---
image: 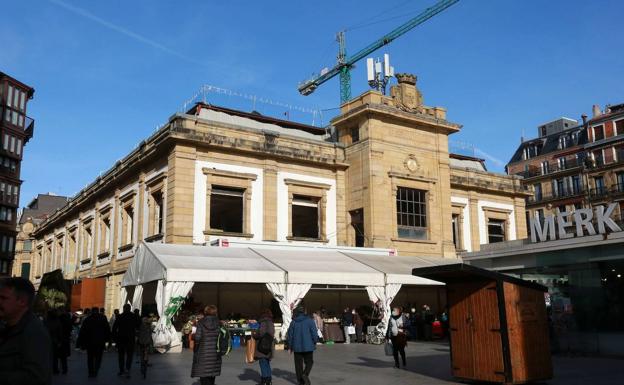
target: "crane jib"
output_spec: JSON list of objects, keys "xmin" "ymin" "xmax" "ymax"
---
[{"xmin": 297, "ymin": 0, "xmax": 460, "ymax": 101}]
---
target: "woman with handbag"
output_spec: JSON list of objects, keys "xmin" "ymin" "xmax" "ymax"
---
[
  {"xmin": 387, "ymin": 306, "xmax": 408, "ymax": 369},
  {"xmin": 253, "ymin": 309, "xmax": 275, "ymax": 385}
]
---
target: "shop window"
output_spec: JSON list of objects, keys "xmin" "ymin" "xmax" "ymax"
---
[
  {"xmin": 396, "ymin": 187, "xmax": 427, "ymax": 240},
  {"xmin": 291, "ymin": 195, "xmax": 320, "ymax": 239},
  {"xmin": 210, "ymin": 186, "xmax": 244, "ymax": 234},
  {"xmin": 487, "ymin": 219, "xmax": 506, "ymax": 243}
]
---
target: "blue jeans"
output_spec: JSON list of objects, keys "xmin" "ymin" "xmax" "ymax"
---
[{"xmin": 259, "ymin": 358, "xmax": 271, "ymax": 378}]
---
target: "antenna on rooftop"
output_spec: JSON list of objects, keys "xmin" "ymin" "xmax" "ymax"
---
[{"xmin": 366, "ymin": 53, "xmax": 394, "ymax": 95}]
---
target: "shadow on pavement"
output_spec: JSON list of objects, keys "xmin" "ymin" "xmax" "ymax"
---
[
  {"xmin": 271, "ymin": 368, "xmax": 299, "ymax": 384},
  {"xmin": 348, "ymin": 353, "xmax": 455, "ymax": 383}
]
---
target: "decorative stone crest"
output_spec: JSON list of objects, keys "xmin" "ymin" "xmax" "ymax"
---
[
  {"xmin": 404, "ymin": 154, "xmax": 420, "ymax": 172},
  {"xmin": 390, "ymin": 73, "xmax": 423, "ymax": 112}
]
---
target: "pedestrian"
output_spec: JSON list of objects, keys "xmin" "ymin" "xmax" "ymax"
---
[
  {"xmin": 58, "ymin": 308, "xmax": 72, "ymax": 374},
  {"xmin": 352, "ymin": 308, "xmax": 364, "ymax": 343},
  {"xmin": 137, "ymin": 316, "xmax": 153, "ymax": 379},
  {"xmin": 387, "ymin": 306, "xmax": 408, "ymax": 369},
  {"xmin": 287, "ymin": 305, "xmax": 318, "ymax": 385},
  {"xmin": 112, "ymin": 304, "xmax": 137, "ymax": 378},
  {"xmin": 191, "ymin": 305, "xmax": 223, "ymax": 385},
  {"xmin": 253, "ymin": 309, "xmax": 275, "ymax": 385},
  {"xmin": 341, "ymin": 307, "xmax": 353, "ymax": 344},
  {"xmin": 45, "ymin": 309, "xmax": 68, "ymax": 375},
  {"xmin": 77, "ymin": 307, "xmax": 111, "ymax": 378},
  {"xmin": 408, "ymin": 307, "xmax": 419, "ymax": 340},
  {"xmin": 421, "ymin": 304, "xmax": 433, "ymax": 341},
  {"xmin": 312, "ymin": 311, "xmax": 324, "ymax": 344},
  {"xmin": 0, "ymin": 277, "xmax": 52, "ymax": 385}
]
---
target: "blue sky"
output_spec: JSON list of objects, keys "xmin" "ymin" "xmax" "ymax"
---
[{"xmin": 1, "ymin": 0, "xmax": 623, "ymax": 207}]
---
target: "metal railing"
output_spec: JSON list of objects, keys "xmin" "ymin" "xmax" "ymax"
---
[
  {"xmin": 588, "ymin": 183, "xmax": 624, "ymax": 200},
  {"xmin": 527, "ymin": 186, "xmax": 585, "ymax": 204},
  {"xmin": 516, "ymin": 158, "xmax": 584, "ymax": 178},
  {"xmin": 0, "ymin": 105, "xmax": 34, "ymax": 135}
]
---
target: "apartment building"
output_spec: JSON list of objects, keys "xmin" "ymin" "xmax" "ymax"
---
[
  {"xmin": 0, "ymin": 72, "xmax": 35, "ymax": 276},
  {"xmin": 31, "ymin": 74, "xmax": 529, "ymax": 313},
  {"xmin": 507, "ymin": 103, "xmax": 624, "ymax": 228}
]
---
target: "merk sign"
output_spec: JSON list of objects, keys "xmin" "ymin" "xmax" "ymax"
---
[{"xmin": 530, "ymin": 203, "xmax": 621, "ymax": 243}]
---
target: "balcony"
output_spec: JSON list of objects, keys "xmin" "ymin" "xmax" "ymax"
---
[
  {"xmin": 516, "ymin": 158, "xmax": 584, "ymax": 179},
  {"xmin": 527, "ymin": 186, "xmax": 585, "ymax": 205},
  {"xmin": 588, "ymin": 182, "xmax": 624, "ymax": 201},
  {"xmin": 0, "ymin": 106, "xmax": 34, "ymax": 137}
]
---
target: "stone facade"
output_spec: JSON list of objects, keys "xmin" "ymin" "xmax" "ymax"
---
[{"xmin": 30, "ymin": 76, "xmax": 529, "ymax": 314}]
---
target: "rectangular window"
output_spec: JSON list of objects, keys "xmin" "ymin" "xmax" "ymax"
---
[
  {"xmin": 6, "ymin": 86, "xmax": 13, "ymax": 107},
  {"xmin": 556, "ymin": 178, "xmax": 565, "ymax": 197},
  {"xmin": 533, "ymin": 183, "xmax": 542, "ymax": 201},
  {"xmin": 210, "ymin": 186, "xmax": 244, "ymax": 234},
  {"xmin": 100, "ymin": 215, "xmax": 111, "ymax": 253},
  {"xmin": 557, "ymin": 157, "xmax": 567, "ymax": 170},
  {"xmin": 150, "ymin": 190, "xmax": 164, "ymax": 236},
  {"xmin": 571, "ymin": 175, "xmax": 581, "ymax": 194},
  {"xmin": 19, "ymin": 91, "xmax": 26, "ymax": 111},
  {"xmin": 487, "ymin": 219, "xmax": 506, "ymax": 243},
  {"xmin": 540, "ymin": 160, "xmax": 549, "ymax": 175},
  {"xmin": 3, "ymin": 134, "xmax": 8, "ymax": 151},
  {"xmin": 396, "ymin": 187, "xmax": 427, "ymax": 240},
  {"xmin": 351, "ymin": 127, "xmax": 360, "ymax": 143},
  {"xmin": 0, "ymin": 260, "xmax": 8, "ymax": 274},
  {"xmin": 21, "ymin": 263, "xmax": 30, "ymax": 279},
  {"xmin": 291, "ymin": 195, "xmax": 320, "ymax": 239},
  {"xmin": 16, "ymin": 139, "xmax": 22, "ymax": 156},
  {"xmin": 616, "ymin": 120, "xmax": 624, "ymax": 136},
  {"xmin": 617, "ymin": 173, "xmax": 624, "ymax": 193},
  {"xmin": 452, "ymin": 214, "xmax": 461, "ymax": 250},
  {"xmin": 593, "ymin": 125, "xmax": 605, "ymax": 141},
  {"xmin": 9, "ymin": 136, "xmax": 15, "ymax": 153},
  {"xmin": 122, "ymin": 206, "xmax": 134, "ymax": 245},
  {"xmin": 594, "ymin": 176, "xmax": 605, "ymax": 196}
]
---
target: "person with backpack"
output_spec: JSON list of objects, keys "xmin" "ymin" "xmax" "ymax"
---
[
  {"xmin": 253, "ymin": 309, "xmax": 275, "ymax": 385},
  {"xmin": 191, "ymin": 305, "xmax": 228, "ymax": 385},
  {"xmin": 287, "ymin": 306, "xmax": 319, "ymax": 385}
]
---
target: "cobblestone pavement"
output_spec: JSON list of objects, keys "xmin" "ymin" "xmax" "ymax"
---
[{"xmin": 52, "ymin": 341, "xmax": 624, "ymax": 385}]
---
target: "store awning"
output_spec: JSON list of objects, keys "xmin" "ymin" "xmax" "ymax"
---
[
  {"xmin": 121, "ymin": 242, "xmax": 455, "ymax": 287},
  {"xmin": 342, "ymin": 252, "xmax": 458, "ymax": 285}
]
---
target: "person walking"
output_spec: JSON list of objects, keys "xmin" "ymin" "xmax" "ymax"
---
[
  {"xmin": 253, "ymin": 309, "xmax": 275, "ymax": 385},
  {"xmin": 45, "ymin": 309, "xmax": 69, "ymax": 375},
  {"xmin": 112, "ymin": 304, "xmax": 138, "ymax": 377},
  {"xmin": 352, "ymin": 309, "xmax": 364, "ymax": 343},
  {"xmin": 191, "ymin": 305, "xmax": 223, "ymax": 385},
  {"xmin": 77, "ymin": 307, "xmax": 111, "ymax": 378},
  {"xmin": 137, "ymin": 316, "xmax": 153, "ymax": 379},
  {"xmin": 287, "ymin": 306, "xmax": 318, "ymax": 385},
  {"xmin": 341, "ymin": 307, "xmax": 353, "ymax": 344},
  {"xmin": 312, "ymin": 311, "xmax": 324, "ymax": 344},
  {"xmin": 387, "ymin": 306, "xmax": 408, "ymax": 369},
  {"xmin": 0, "ymin": 277, "xmax": 52, "ymax": 385},
  {"xmin": 58, "ymin": 308, "xmax": 72, "ymax": 374}
]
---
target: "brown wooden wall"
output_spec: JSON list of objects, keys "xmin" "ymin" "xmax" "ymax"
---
[{"xmin": 503, "ymin": 282, "xmax": 553, "ymax": 383}]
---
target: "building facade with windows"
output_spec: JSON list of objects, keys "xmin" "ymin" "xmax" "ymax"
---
[
  {"xmin": 507, "ymin": 103, "xmax": 624, "ymax": 232},
  {"xmin": 31, "ymin": 74, "xmax": 529, "ymax": 313},
  {"xmin": 0, "ymin": 72, "xmax": 35, "ymax": 276}
]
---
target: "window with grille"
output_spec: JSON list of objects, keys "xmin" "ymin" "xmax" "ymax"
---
[
  {"xmin": 396, "ymin": 187, "xmax": 427, "ymax": 240},
  {"xmin": 487, "ymin": 219, "xmax": 506, "ymax": 243}
]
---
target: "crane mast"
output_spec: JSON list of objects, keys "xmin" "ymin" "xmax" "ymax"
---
[{"xmin": 298, "ymin": 0, "xmax": 459, "ymax": 104}]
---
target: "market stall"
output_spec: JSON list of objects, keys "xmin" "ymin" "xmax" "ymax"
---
[{"xmin": 121, "ymin": 241, "xmax": 455, "ymax": 351}]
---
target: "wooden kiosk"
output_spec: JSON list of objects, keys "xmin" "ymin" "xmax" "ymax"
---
[{"xmin": 412, "ymin": 263, "xmax": 552, "ymax": 384}]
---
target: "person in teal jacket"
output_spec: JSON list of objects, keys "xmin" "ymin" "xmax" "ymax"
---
[{"xmin": 287, "ymin": 306, "xmax": 318, "ymax": 385}]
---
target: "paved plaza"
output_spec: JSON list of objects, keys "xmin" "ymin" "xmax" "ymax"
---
[{"xmin": 51, "ymin": 341, "xmax": 624, "ymax": 385}]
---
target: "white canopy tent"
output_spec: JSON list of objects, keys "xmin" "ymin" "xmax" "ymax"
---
[{"xmin": 122, "ymin": 242, "xmax": 457, "ymax": 348}]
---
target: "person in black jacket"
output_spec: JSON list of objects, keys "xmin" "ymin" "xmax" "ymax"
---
[
  {"xmin": 112, "ymin": 304, "xmax": 138, "ymax": 378},
  {"xmin": 341, "ymin": 307, "xmax": 353, "ymax": 344},
  {"xmin": 77, "ymin": 307, "xmax": 111, "ymax": 378},
  {"xmin": 191, "ymin": 305, "xmax": 223, "ymax": 385},
  {"xmin": 0, "ymin": 277, "xmax": 52, "ymax": 385}
]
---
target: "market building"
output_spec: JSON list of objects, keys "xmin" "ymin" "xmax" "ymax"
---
[
  {"xmin": 0, "ymin": 72, "xmax": 35, "ymax": 276},
  {"xmin": 30, "ymin": 74, "xmax": 530, "ymax": 323}
]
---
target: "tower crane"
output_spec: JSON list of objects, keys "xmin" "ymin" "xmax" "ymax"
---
[{"xmin": 297, "ymin": 0, "xmax": 459, "ymax": 104}]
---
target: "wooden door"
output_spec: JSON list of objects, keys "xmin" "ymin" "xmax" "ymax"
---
[
  {"xmin": 448, "ymin": 282, "xmax": 478, "ymax": 379},
  {"xmin": 448, "ymin": 281, "xmax": 506, "ymax": 383},
  {"xmin": 470, "ymin": 281, "xmax": 506, "ymax": 383}
]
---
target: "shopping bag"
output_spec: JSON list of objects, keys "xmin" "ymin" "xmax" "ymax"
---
[
  {"xmin": 317, "ymin": 328, "xmax": 323, "ymax": 339},
  {"xmin": 384, "ymin": 340, "xmax": 393, "ymax": 356},
  {"xmin": 347, "ymin": 325, "xmax": 356, "ymax": 335},
  {"xmin": 245, "ymin": 337, "xmax": 256, "ymax": 364}
]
